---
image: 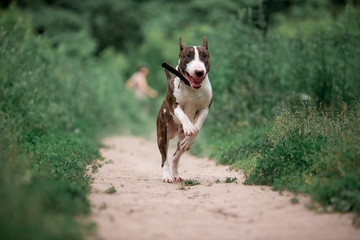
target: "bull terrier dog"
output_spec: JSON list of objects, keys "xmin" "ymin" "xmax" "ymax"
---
[{"xmin": 156, "ymin": 37, "xmax": 213, "ymax": 183}]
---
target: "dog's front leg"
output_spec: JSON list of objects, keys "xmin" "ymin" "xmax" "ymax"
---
[
  {"xmin": 174, "ymin": 105, "xmax": 197, "ymax": 136},
  {"xmin": 180, "ymin": 108, "xmax": 209, "ymax": 151},
  {"xmin": 193, "ymin": 108, "xmax": 209, "ymax": 131}
]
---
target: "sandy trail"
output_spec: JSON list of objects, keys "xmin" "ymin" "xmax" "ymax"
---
[{"xmin": 89, "ymin": 135, "xmax": 360, "ymax": 240}]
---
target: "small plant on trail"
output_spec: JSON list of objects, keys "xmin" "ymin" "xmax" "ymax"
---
[
  {"xmin": 183, "ymin": 179, "xmax": 201, "ymax": 186},
  {"xmin": 92, "ymin": 164, "xmax": 98, "ymax": 173},
  {"xmin": 224, "ymin": 177, "xmax": 237, "ymax": 183},
  {"xmin": 215, "ymin": 179, "xmax": 221, "ymax": 184},
  {"xmin": 105, "ymin": 186, "xmax": 116, "ymax": 194},
  {"xmin": 99, "ymin": 202, "xmax": 107, "ymax": 210},
  {"xmin": 291, "ymin": 195, "xmax": 299, "ymax": 204},
  {"xmin": 105, "ymin": 159, "xmax": 114, "ymax": 164}
]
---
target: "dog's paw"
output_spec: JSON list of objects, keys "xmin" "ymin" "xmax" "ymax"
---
[
  {"xmin": 162, "ymin": 175, "xmax": 173, "ymax": 183},
  {"xmin": 173, "ymin": 176, "xmax": 183, "ymax": 182},
  {"xmin": 180, "ymin": 135, "xmax": 196, "ymax": 151},
  {"xmin": 183, "ymin": 123, "xmax": 197, "ymax": 136}
]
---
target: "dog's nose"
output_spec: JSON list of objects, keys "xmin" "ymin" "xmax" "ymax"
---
[{"xmin": 195, "ymin": 70, "xmax": 204, "ymax": 77}]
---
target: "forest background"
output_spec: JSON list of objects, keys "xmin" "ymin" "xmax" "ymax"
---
[{"xmin": 1, "ymin": 0, "xmax": 360, "ymax": 239}]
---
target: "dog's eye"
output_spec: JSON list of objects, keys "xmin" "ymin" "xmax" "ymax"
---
[
  {"xmin": 186, "ymin": 52, "xmax": 192, "ymax": 58},
  {"xmin": 203, "ymin": 53, "xmax": 208, "ymax": 58}
]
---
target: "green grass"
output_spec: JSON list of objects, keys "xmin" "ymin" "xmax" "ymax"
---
[
  {"xmin": 291, "ymin": 195, "xmax": 300, "ymax": 204},
  {"xmin": 0, "ymin": 130, "xmax": 96, "ymax": 240},
  {"xmin": 1, "ymin": 3, "xmax": 360, "ymax": 239},
  {"xmin": 183, "ymin": 179, "xmax": 201, "ymax": 186},
  {"xmin": 0, "ymin": 9, "xmax": 151, "ymax": 240},
  {"xmin": 224, "ymin": 177, "xmax": 237, "ymax": 183},
  {"xmin": 212, "ymin": 103, "xmax": 360, "ymax": 224},
  {"xmin": 105, "ymin": 186, "xmax": 116, "ymax": 194},
  {"xmin": 194, "ymin": 6, "xmax": 360, "ymax": 224}
]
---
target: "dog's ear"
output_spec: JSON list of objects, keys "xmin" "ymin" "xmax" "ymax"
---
[
  {"xmin": 179, "ymin": 37, "xmax": 185, "ymax": 52},
  {"xmin": 202, "ymin": 36, "xmax": 208, "ymax": 50}
]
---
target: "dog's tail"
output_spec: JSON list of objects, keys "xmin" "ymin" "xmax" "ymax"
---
[{"xmin": 164, "ymin": 69, "xmax": 172, "ymax": 81}]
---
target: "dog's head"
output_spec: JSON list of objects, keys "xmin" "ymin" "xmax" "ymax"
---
[{"xmin": 178, "ymin": 37, "xmax": 210, "ymax": 89}]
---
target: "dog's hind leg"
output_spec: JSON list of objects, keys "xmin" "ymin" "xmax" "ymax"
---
[
  {"xmin": 157, "ymin": 108, "xmax": 173, "ymax": 183},
  {"xmin": 162, "ymin": 152, "xmax": 173, "ymax": 183}
]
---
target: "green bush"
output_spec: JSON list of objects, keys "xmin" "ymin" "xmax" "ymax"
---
[
  {"xmin": 245, "ymin": 135, "xmax": 325, "ymax": 188},
  {"xmin": 198, "ymin": 6, "xmax": 360, "ymax": 222},
  {"xmin": 218, "ymin": 102, "xmax": 360, "ymax": 222},
  {"xmin": 0, "ymin": 9, "xmax": 152, "ymax": 239},
  {"xmin": 2, "ymin": 1, "xmax": 360, "ymax": 237},
  {"xmin": 204, "ymin": 6, "xmax": 360, "ymax": 131},
  {"xmin": 0, "ymin": 130, "xmax": 91, "ymax": 240}
]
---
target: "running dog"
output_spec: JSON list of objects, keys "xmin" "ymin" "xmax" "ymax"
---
[{"xmin": 157, "ymin": 37, "xmax": 213, "ymax": 183}]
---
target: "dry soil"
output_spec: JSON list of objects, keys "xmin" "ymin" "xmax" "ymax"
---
[{"xmin": 88, "ymin": 135, "xmax": 360, "ymax": 240}]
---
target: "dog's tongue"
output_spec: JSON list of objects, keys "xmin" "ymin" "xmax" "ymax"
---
[
  {"xmin": 190, "ymin": 80, "xmax": 201, "ymax": 88},
  {"xmin": 185, "ymin": 72, "xmax": 203, "ymax": 89}
]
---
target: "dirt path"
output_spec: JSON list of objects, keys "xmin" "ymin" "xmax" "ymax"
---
[{"xmin": 89, "ymin": 135, "xmax": 360, "ymax": 240}]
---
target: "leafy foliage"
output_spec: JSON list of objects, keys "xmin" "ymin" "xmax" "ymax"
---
[
  {"xmin": 224, "ymin": 177, "xmax": 237, "ymax": 183},
  {"xmin": 1, "ymin": 0, "xmax": 360, "ymax": 238},
  {"xmin": 183, "ymin": 179, "xmax": 201, "ymax": 186},
  {"xmin": 206, "ymin": 6, "xmax": 360, "ymax": 131},
  {"xmin": 195, "ymin": 3, "xmax": 360, "ymax": 223},
  {"xmin": 218, "ymin": 102, "xmax": 360, "ymax": 221},
  {"xmin": 0, "ymin": 7, "xmax": 151, "ymax": 240},
  {"xmin": 105, "ymin": 186, "xmax": 116, "ymax": 194}
]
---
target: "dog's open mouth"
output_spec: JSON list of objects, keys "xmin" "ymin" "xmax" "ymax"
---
[{"xmin": 184, "ymin": 72, "xmax": 204, "ymax": 89}]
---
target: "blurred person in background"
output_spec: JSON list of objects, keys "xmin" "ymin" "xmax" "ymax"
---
[{"xmin": 126, "ymin": 66, "xmax": 157, "ymax": 100}]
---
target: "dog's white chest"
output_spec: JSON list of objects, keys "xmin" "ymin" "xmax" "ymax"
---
[{"xmin": 173, "ymin": 77, "xmax": 212, "ymax": 123}]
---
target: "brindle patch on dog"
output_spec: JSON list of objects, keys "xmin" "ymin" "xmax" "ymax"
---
[{"xmin": 156, "ymin": 69, "xmax": 180, "ymax": 167}]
